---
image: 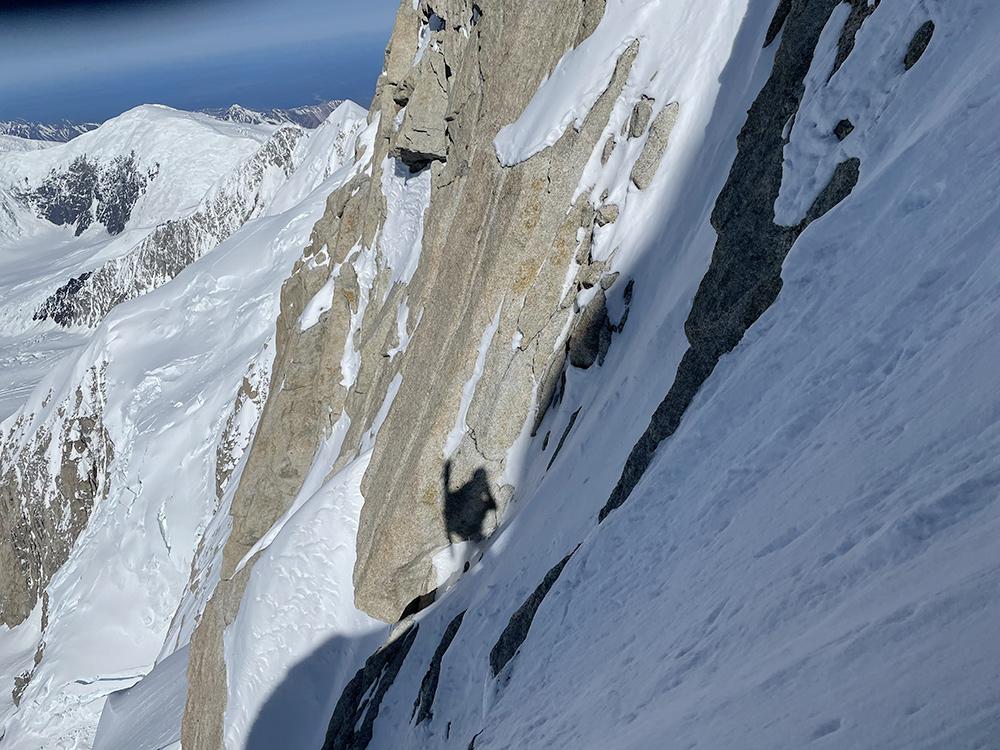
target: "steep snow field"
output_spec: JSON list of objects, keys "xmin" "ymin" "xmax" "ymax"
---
[
  {"xmin": 378, "ymin": 1, "xmax": 1000, "ymax": 747},
  {"xmin": 0, "ymin": 102, "xmax": 369, "ymax": 748},
  {"xmin": 3, "ymin": 0, "xmax": 1000, "ymax": 748}
]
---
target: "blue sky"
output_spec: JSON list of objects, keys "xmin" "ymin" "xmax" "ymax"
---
[{"xmin": 0, "ymin": 0, "xmax": 400, "ymax": 122}]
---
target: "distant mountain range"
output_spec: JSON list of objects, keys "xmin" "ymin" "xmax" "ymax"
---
[
  {"xmin": 197, "ymin": 100, "xmax": 345, "ymax": 128},
  {"xmin": 0, "ymin": 100, "xmax": 345, "ymax": 142},
  {"xmin": 0, "ymin": 119, "xmax": 98, "ymax": 142}
]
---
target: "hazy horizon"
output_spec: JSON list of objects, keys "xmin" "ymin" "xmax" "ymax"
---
[{"xmin": 0, "ymin": 0, "xmax": 398, "ymax": 123}]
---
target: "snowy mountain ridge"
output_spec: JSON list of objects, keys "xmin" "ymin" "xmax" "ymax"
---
[
  {"xmin": 0, "ymin": 100, "xmax": 347, "ymax": 144},
  {"xmin": 198, "ymin": 101, "xmax": 347, "ymax": 129},
  {"xmin": 2, "ymin": 0, "xmax": 1000, "ymax": 749},
  {"xmin": 0, "ymin": 120, "xmax": 98, "ymax": 144}
]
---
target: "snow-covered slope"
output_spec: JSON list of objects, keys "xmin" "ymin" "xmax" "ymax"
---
[
  {"xmin": 0, "ymin": 102, "xmax": 369, "ymax": 747},
  {"xmin": 3, "ymin": 0, "xmax": 1000, "ymax": 749},
  {"xmin": 201, "ymin": 1, "xmax": 997, "ymax": 748},
  {"xmin": 0, "ymin": 135, "xmax": 56, "ymax": 155},
  {"xmin": 0, "ymin": 103, "xmax": 363, "ymax": 420}
]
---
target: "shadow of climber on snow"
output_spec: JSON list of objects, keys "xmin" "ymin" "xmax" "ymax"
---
[{"xmin": 442, "ymin": 460, "xmax": 497, "ymax": 544}]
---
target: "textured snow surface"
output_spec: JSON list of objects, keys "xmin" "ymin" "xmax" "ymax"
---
[
  {"xmin": 224, "ymin": 452, "xmax": 387, "ymax": 750},
  {"xmin": 363, "ymin": 2, "xmax": 1000, "ymax": 749}
]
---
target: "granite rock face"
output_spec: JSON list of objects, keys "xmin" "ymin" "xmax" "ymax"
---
[
  {"xmin": 209, "ymin": 0, "xmax": 645, "ymax": 628},
  {"xmin": 352, "ymin": 0, "xmax": 631, "ymax": 623},
  {"xmin": 181, "ymin": 0, "xmax": 684, "ymax": 742},
  {"xmin": 631, "ymin": 101, "xmax": 678, "ymax": 190}
]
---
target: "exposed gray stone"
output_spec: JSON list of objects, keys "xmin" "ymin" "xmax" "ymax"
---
[
  {"xmin": 214, "ymin": 356, "xmax": 270, "ymax": 499},
  {"xmin": 547, "ymin": 408, "xmax": 580, "ymax": 470},
  {"xmin": 321, "ymin": 624, "xmax": 419, "ymax": 750},
  {"xmin": 353, "ymin": 25, "xmax": 638, "ymax": 623},
  {"xmin": 631, "ymin": 101, "xmax": 678, "ymax": 190},
  {"xmin": 11, "ymin": 636, "xmax": 42, "ymax": 707},
  {"xmin": 595, "ymin": 203, "xmax": 619, "ymax": 226},
  {"xmin": 904, "ymin": 20, "xmax": 934, "ymax": 71},
  {"xmin": 182, "ymin": 4, "xmax": 641, "ymax": 741},
  {"xmin": 390, "ymin": 48, "xmax": 451, "ymax": 170},
  {"xmin": 833, "ymin": 118, "xmax": 855, "ymax": 141},
  {"xmin": 221, "ymin": 172, "xmax": 372, "ymax": 578},
  {"xmin": 0, "ymin": 367, "xmax": 113, "ymax": 627},
  {"xmin": 763, "ymin": 0, "xmax": 793, "ymax": 48},
  {"xmin": 568, "ymin": 288, "xmax": 610, "ymax": 369},
  {"xmin": 600, "ymin": 136, "xmax": 616, "ymax": 165},
  {"xmin": 180, "ymin": 554, "xmax": 259, "ymax": 750},
  {"xmin": 412, "ymin": 610, "xmax": 465, "ymax": 725},
  {"xmin": 575, "ymin": 0, "xmax": 606, "ymax": 48},
  {"xmin": 628, "ymin": 95, "xmax": 654, "ymax": 139},
  {"xmin": 489, "ymin": 551, "xmax": 574, "ymax": 677},
  {"xmin": 16, "ymin": 151, "xmax": 154, "ymax": 238},
  {"xmin": 577, "ymin": 258, "xmax": 605, "ymax": 289},
  {"xmin": 801, "ymin": 157, "xmax": 860, "ymax": 226}
]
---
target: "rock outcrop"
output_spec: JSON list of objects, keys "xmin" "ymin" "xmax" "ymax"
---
[
  {"xmin": 17, "ymin": 151, "xmax": 156, "ymax": 237},
  {"xmin": 0, "ymin": 365, "xmax": 112, "ymax": 628},
  {"xmin": 211, "ymin": 0, "xmax": 644, "ymax": 628},
  {"xmin": 179, "ymin": 0, "xmax": 675, "ymax": 741}
]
